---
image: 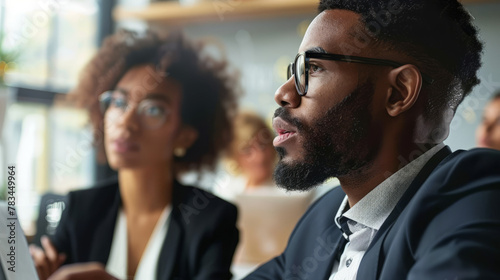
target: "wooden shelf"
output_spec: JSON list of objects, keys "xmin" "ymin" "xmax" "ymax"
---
[
  {"xmin": 113, "ymin": 0, "xmax": 500, "ymax": 25},
  {"xmin": 113, "ymin": 0, "xmax": 319, "ymax": 25}
]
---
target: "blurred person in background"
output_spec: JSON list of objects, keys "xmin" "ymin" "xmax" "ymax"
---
[
  {"xmin": 216, "ymin": 111, "xmax": 312, "ymax": 273},
  {"xmin": 216, "ymin": 111, "xmax": 278, "ymax": 200},
  {"xmin": 476, "ymin": 92, "xmax": 500, "ymax": 150},
  {"xmin": 29, "ymin": 30, "xmax": 240, "ymax": 280}
]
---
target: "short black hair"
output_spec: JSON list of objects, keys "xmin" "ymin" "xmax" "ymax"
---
[{"xmin": 318, "ymin": 0, "xmax": 483, "ymax": 130}]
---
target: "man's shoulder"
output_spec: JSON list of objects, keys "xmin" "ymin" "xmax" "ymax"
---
[
  {"xmin": 399, "ymin": 147, "xmax": 500, "ymax": 231},
  {"xmin": 444, "ymin": 147, "xmax": 500, "ymax": 163},
  {"xmin": 396, "ymin": 148, "xmax": 500, "ymax": 268},
  {"xmin": 401, "ymin": 147, "xmax": 500, "ymax": 214},
  {"xmin": 430, "ymin": 147, "xmax": 500, "ymax": 186}
]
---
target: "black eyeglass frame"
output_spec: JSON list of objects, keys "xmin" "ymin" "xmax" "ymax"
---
[{"xmin": 287, "ymin": 52, "xmax": 435, "ymax": 96}]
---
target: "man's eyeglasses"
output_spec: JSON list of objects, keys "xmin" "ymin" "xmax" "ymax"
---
[
  {"xmin": 98, "ymin": 90, "xmax": 170, "ymax": 129},
  {"xmin": 287, "ymin": 52, "xmax": 435, "ymax": 96}
]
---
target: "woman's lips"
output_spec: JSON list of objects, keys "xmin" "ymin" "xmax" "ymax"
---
[{"xmin": 111, "ymin": 139, "xmax": 139, "ymax": 153}]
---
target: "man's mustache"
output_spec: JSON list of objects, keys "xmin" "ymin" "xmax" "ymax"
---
[{"xmin": 273, "ymin": 107, "xmax": 304, "ymax": 132}]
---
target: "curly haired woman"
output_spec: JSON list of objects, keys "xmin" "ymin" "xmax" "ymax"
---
[{"xmin": 30, "ymin": 30, "xmax": 240, "ymax": 280}]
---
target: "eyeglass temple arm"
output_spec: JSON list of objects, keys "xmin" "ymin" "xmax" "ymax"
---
[{"xmin": 308, "ymin": 53, "xmax": 435, "ymax": 84}]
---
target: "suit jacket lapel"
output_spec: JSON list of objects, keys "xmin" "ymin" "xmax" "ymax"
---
[
  {"xmin": 157, "ymin": 181, "xmax": 184, "ymax": 280},
  {"xmin": 357, "ymin": 146, "xmax": 452, "ymax": 280},
  {"xmin": 307, "ymin": 187, "xmax": 348, "ymax": 279},
  {"xmin": 89, "ymin": 183, "xmax": 121, "ymax": 264},
  {"xmin": 157, "ymin": 215, "xmax": 182, "ymax": 280},
  {"xmin": 313, "ymin": 227, "xmax": 348, "ymax": 280}
]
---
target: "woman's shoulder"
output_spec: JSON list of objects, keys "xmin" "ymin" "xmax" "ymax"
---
[
  {"xmin": 174, "ymin": 182, "xmax": 238, "ymax": 224},
  {"xmin": 65, "ymin": 178, "xmax": 120, "ymax": 210},
  {"xmin": 176, "ymin": 183, "xmax": 236, "ymax": 209}
]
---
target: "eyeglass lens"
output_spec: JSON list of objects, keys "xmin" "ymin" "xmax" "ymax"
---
[
  {"xmin": 296, "ymin": 54, "xmax": 306, "ymax": 95},
  {"xmin": 99, "ymin": 90, "xmax": 168, "ymax": 129},
  {"xmin": 287, "ymin": 54, "xmax": 307, "ymax": 96}
]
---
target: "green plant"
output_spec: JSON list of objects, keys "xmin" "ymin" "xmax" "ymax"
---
[
  {"xmin": 0, "ymin": 182, "xmax": 6, "ymax": 201},
  {"xmin": 0, "ymin": 32, "xmax": 17, "ymax": 86}
]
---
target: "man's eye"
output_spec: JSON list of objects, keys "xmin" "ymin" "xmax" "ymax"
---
[{"xmin": 309, "ymin": 64, "xmax": 322, "ymax": 74}]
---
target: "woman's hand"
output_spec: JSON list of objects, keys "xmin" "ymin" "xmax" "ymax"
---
[
  {"xmin": 47, "ymin": 262, "xmax": 118, "ymax": 280},
  {"xmin": 30, "ymin": 235, "xmax": 67, "ymax": 280}
]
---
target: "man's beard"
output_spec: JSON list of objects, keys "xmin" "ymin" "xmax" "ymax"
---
[{"xmin": 273, "ymin": 81, "xmax": 375, "ymax": 192}]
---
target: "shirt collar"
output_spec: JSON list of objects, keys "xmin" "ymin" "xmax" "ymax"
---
[{"xmin": 335, "ymin": 143, "xmax": 445, "ymax": 233}]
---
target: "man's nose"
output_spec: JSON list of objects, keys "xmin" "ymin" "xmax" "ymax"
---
[{"xmin": 274, "ymin": 76, "xmax": 301, "ymax": 108}]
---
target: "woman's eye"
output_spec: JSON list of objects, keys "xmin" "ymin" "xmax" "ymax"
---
[
  {"xmin": 140, "ymin": 102, "xmax": 166, "ymax": 117},
  {"xmin": 147, "ymin": 106, "xmax": 163, "ymax": 116}
]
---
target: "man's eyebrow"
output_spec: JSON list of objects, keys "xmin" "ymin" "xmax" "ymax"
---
[{"xmin": 305, "ymin": 47, "xmax": 327, "ymax": 54}]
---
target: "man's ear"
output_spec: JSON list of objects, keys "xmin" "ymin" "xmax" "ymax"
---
[
  {"xmin": 385, "ymin": 65, "xmax": 423, "ymax": 117},
  {"xmin": 174, "ymin": 125, "xmax": 199, "ymax": 151}
]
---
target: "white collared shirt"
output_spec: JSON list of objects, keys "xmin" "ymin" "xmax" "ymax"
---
[
  {"xmin": 329, "ymin": 143, "xmax": 445, "ymax": 280},
  {"xmin": 106, "ymin": 205, "xmax": 172, "ymax": 280}
]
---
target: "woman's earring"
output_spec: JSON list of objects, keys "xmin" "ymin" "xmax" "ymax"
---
[{"xmin": 174, "ymin": 147, "xmax": 186, "ymax": 157}]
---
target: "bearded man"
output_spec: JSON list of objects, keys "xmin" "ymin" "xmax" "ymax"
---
[{"xmin": 245, "ymin": 0, "xmax": 500, "ymax": 279}]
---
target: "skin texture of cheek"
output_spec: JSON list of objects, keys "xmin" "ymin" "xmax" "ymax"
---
[
  {"xmin": 142, "ymin": 132, "xmax": 176, "ymax": 164},
  {"xmin": 274, "ymin": 80, "xmax": 376, "ymax": 192}
]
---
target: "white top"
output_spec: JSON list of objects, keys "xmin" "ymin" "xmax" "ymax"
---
[
  {"xmin": 106, "ymin": 206, "xmax": 172, "ymax": 280},
  {"xmin": 329, "ymin": 143, "xmax": 445, "ymax": 280}
]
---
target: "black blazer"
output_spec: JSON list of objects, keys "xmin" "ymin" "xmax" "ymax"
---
[
  {"xmin": 51, "ymin": 179, "xmax": 239, "ymax": 280},
  {"xmin": 245, "ymin": 147, "xmax": 500, "ymax": 279}
]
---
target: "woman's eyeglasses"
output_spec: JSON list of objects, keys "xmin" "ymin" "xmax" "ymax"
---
[
  {"xmin": 287, "ymin": 51, "xmax": 435, "ymax": 96},
  {"xmin": 98, "ymin": 90, "xmax": 170, "ymax": 130}
]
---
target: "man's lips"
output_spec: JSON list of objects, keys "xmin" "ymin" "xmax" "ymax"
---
[
  {"xmin": 111, "ymin": 139, "xmax": 139, "ymax": 153},
  {"xmin": 272, "ymin": 117, "xmax": 297, "ymax": 146}
]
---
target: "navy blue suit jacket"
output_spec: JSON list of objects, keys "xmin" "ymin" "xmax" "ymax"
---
[
  {"xmin": 245, "ymin": 147, "xmax": 500, "ymax": 279},
  {"xmin": 52, "ymin": 179, "xmax": 239, "ymax": 280}
]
